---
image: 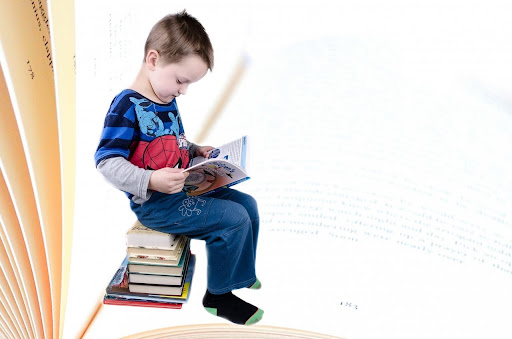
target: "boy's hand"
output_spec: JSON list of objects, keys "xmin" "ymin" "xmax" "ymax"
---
[
  {"xmin": 195, "ymin": 145, "xmax": 215, "ymax": 158},
  {"xmin": 148, "ymin": 167, "xmax": 190, "ymax": 194}
]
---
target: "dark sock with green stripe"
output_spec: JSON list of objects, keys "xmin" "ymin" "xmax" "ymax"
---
[
  {"xmin": 248, "ymin": 278, "xmax": 261, "ymax": 290},
  {"xmin": 202, "ymin": 290, "xmax": 263, "ymax": 325}
]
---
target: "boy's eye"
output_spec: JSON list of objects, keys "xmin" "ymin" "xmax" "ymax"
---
[{"xmin": 176, "ymin": 79, "xmax": 182, "ymax": 84}]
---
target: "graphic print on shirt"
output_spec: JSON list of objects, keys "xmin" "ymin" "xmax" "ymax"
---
[
  {"xmin": 128, "ymin": 97, "xmax": 189, "ymax": 170},
  {"xmin": 130, "ymin": 97, "xmax": 167, "ymax": 137}
]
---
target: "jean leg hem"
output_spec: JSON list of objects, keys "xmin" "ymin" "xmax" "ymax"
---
[{"xmin": 208, "ymin": 276, "xmax": 257, "ymax": 294}]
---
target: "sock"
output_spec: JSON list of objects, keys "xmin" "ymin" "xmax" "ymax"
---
[
  {"xmin": 248, "ymin": 278, "xmax": 261, "ymax": 290},
  {"xmin": 203, "ymin": 290, "xmax": 264, "ymax": 325}
]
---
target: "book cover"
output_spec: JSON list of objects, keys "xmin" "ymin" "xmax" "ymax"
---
[
  {"xmin": 103, "ymin": 296, "xmax": 183, "ymax": 309},
  {"xmin": 183, "ymin": 136, "xmax": 250, "ymax": 196}
]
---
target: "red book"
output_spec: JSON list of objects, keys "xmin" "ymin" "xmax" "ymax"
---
[{"xmin": 103, "ymin": 297, "xmax": 182, "ymax": 309}]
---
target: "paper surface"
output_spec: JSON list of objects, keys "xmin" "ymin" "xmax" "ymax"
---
[
  {"xmin": 0, "ymin": 0, "xmax": 63, "ymax": 337},
  {"xmin": 46, "ymin": 0, "xmax": 77, "ymax": 335},
  {"xmin": 69, "ymin": 1, "xmax": 512, "ymax": 338},
  {"xmin": 208, "ymin": 35, "xmax": 512, "ymax": 338}
]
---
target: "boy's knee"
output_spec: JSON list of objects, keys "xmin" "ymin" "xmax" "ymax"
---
[
  {"xmin": 245, "ymin": 194, "xmax": 258, "ymax": 211},
  {"xmin": 237, "ymin": 193, "xmax": 259, "ymax": 220},
  {"xmin": 221, "ymin": 202, "xmax": 250, "ymax": 229}
]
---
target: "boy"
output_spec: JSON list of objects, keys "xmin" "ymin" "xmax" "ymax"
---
[{"xmin": 94, "ymin": 11, "xmax": 263, "ymax": 326}]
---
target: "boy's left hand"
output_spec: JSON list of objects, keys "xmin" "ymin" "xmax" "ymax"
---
[{"xmin": 196, "ymin": 145, "xmax": 215, "ymax": 158}]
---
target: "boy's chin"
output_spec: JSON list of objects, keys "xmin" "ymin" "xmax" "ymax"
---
[{"xmin": 159, "ymin": 95, "xmax": 175, "ymax": 104}]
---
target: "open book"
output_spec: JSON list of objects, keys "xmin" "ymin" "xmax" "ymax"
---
[
  {"xmin": 2, "ymin": 1, "xmax": 512, "ymax": 339},
  {"xmin": 73, "ymin": 5, "xmax": 512, "ymax": 338},
  {"xmin": 183, "ymin": 136, "xmax": 249, "ymax": 195},
  {"xmin": 0, "ymin": 0, "xmax": 75, "ymax": 338}
]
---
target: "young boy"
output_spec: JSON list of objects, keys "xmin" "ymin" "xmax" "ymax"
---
[{"xmin": 94, "ymin": 11, "xmax": 263, "ymax": 326}]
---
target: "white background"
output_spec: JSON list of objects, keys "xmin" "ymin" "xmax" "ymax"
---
[{"xmin": 65, "ymin": 1, "xmax": 512, "ymax": 338}]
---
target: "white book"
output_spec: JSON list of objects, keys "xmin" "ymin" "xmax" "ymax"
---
[
  {"xmin": 128, "ymin": 283, "xmax": 184, "ymax": 296},
  {"xmin": 128, "ymin": 273, "xmax": 184, "ymax": 286},
  {"xmin": 126, "ymin": 221, "xmax": 177, "ymax": 250},
  {"xmin": 127, "ymin": 235, "xmax": 187, "ymax": 260}
]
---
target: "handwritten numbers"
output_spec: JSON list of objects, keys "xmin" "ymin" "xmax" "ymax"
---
[
  {"xmin": 340, "ymin": 301, "xmax": 358, "ymax": 311},
  {"xmin": 27, "ymin": 60, "xmax": 35, "ymax": 79}
]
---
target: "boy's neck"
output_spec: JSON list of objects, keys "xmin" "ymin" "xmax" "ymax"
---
[{"xmin": 130, "ymin": 67, "xmax": 163, "ymax": 104}]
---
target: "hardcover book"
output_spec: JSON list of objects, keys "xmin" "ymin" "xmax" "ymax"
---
[
  {"xmin": 126, "ymin": 221, "xmax": 178, "ymax": 250},
  {"xmin": 127, "ymin": 235, "xmax": 187, "ymax": 261},
  {"xmin": 128, "ymin": 272, "xmax": 185, "ymax": 286},
  {"xmin": 128, "ymin": 282, "xmax": 186, "ymax": 296},
  {"xmin": 102, "ymin": 296, "xmax": 183, "ymax": 309},
  {"xmin": 127, "ymin": 244, "xmax": 191, "ymax": 276},
  {"xmin": 105, "ymin": 253, "xmax": 195, "ymax": 304}
]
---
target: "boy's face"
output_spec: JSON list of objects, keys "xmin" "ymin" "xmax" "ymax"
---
[{"xmin": 148, "ymin": 53, "xmax": 208, "ymax": 104}]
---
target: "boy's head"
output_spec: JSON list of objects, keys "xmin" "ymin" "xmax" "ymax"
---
[
  {"xmin": 144, "ymin": 10, "xmax": 214, "ymax": 70},
  {"xmin": 141, "ymin": 11, "xmax": 214, "ymax": 103}
]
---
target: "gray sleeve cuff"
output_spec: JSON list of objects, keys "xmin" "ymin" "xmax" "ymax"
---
[
  {"xmin": 97, "ymin": 157, "xmax": 154, "ymax": 199},
  {"xmin": 188, "ymin": 141, "xmax": 198, "ymax": 159},
  {"xmin": 138, "ymin": 169, "xmax": 154, "ymax": 200}
]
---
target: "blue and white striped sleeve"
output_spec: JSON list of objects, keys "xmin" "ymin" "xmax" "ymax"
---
[{"xmin": 94, "ymin": 95, "xmax": 137, "ymax": 166}]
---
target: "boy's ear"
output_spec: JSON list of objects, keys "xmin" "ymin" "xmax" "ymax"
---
[{"xmin": 145, "ymin": 50, "xmax": 160, "ymax": 70}]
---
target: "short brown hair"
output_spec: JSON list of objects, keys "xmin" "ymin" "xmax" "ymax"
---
[{"xmin": 144, "ymin": 10, "xmax": 214, "ymax": 70}]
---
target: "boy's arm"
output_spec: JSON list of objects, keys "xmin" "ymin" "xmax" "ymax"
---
[{"xmin": 97, "ymin": 157, "xmax": 154, "ymax": 200}]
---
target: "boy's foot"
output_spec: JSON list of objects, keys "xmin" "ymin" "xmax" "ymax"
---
[
  {"xmin": 203, "ymin": 290, "xmax": 264, "ymax": 325},
  {"xmin": 248, "ymin": 278, "xmax": 261, "ymax": 290}
]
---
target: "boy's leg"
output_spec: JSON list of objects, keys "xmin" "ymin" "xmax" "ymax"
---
[
  {"xmin": 130, "ymin": 191, "xmax": 257, "ymax": 292},
  {"xmin": 207, "ymin": 189, "xmax": 261, "ymax": 289},
  {"xmin": 206, "ymin": 188, "xmax": 259, "ymax": 257},
  {"xmin": 131, "ymin": 191, "xmax": 263, "ymax": 325}
]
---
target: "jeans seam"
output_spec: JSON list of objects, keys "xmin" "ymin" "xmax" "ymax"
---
[{"xmin": 223, "ymin": 216, "xmax": 249, "ymax": 237}]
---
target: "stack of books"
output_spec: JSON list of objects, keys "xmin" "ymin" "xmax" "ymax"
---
[{"xmin": 103, "ymin": 221, "xmax": 195, "ymax": 309}]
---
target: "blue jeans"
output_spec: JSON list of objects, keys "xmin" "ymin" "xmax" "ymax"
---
[{"xmin": 130, "ymin": 188, "xmax": 259, "ymax": 294}]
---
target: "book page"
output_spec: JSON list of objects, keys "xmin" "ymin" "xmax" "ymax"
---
[
  {"xmin": 0, "ymin": 171, "xmax": 42, "ymax": 338},
  {"xmin": 73, "ymin": 1, "xmax": 512, "ymax": 338},
  {"xmin": 194, "ymin": 136, "xmax": 247, "ymax": 168},
  {"xmin": 0, "ymin": 66, "xmax": 46, "ymax": 338},
  {"xmin": 0, "ymin": 1, "xmax": 62, "ymax": 337},
  {"xmin": 229, "ymin": 136, "xmax": 247, "ymax": 168},
  {"xmin": 206, "ymin": 3, "xmax": 512, "ymax": 337},
  {"xmin": 0, "ymin": 232, "xmax": 30, "ymax": 338},
  {"xmin": 46, "ymin": 0, "xmax": 77, "ymax": 335}
]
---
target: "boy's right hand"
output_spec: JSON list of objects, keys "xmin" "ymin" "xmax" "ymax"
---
[{"xmin": 148, "ymin": 167, "xmax": 190, "ymax": 194}]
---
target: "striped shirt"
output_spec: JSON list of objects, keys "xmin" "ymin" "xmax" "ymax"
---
[{"xmin": 94, "ymin": 89, "xmax": 192, "ymax": 201}]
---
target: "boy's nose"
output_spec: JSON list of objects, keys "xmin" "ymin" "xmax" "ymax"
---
[{"xmin": 179, "ymin": 84, "xmax": 188, "ymax": 95}]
